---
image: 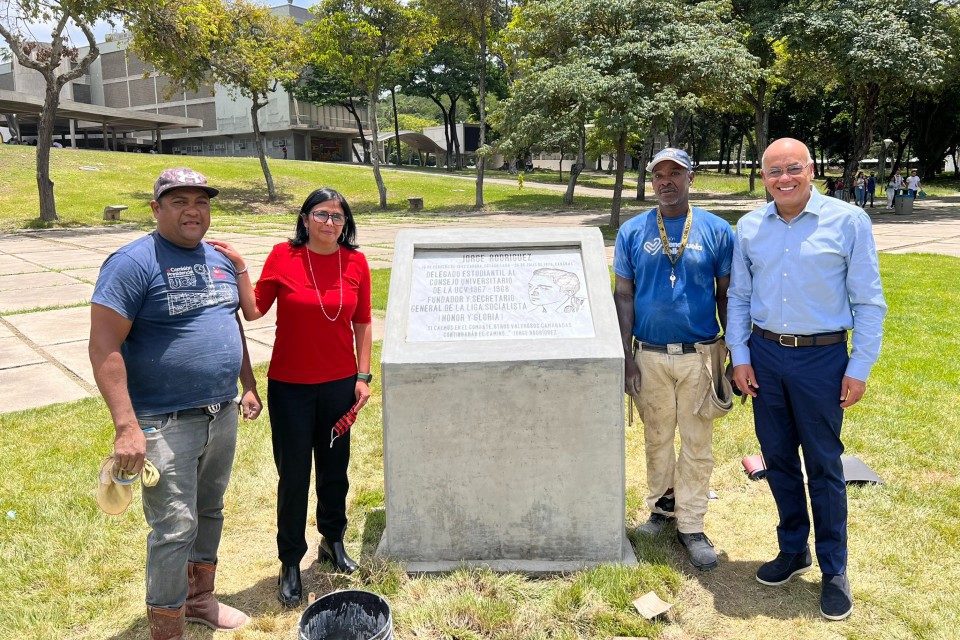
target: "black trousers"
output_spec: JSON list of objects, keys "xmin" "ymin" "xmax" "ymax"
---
[{"xmin": 268, "ymin": 376, "xmax": 354, "ymax": 566}]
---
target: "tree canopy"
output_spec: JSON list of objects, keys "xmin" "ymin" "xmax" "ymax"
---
[{"xmin": 130, "ymin": 0, "xmax": 305, "ymax": 202}]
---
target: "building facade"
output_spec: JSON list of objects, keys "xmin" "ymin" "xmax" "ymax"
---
[{"xmin": 0, "ymin": 1, "xmax": 368, "ymax": 160}]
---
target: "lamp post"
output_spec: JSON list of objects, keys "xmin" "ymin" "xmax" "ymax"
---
[{"xmin": 880, "ymin": 138, "xmax": 893, "ymax": 192}]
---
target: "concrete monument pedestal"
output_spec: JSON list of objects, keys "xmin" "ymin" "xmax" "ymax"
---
[{"xmin": 377, "ymin": 228, "xmax": 635, "ymax": 572}]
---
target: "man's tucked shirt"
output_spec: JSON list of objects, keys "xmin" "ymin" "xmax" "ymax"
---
[{"xmin": 727, "ymin": 189, "xmax": 887, "ymax": 381}]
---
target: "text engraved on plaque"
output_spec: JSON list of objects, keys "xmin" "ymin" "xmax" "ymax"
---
[{"xmin": 407, "ymin": 248, "xmax": 595, "ymax": 341}]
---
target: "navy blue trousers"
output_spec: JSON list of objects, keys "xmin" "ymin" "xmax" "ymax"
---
[{"xmin": 749, "ymin": 333, "xmax": 848, "ymax": 575}]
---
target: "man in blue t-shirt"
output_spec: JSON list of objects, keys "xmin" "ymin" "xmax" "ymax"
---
[
  {"xmin": 614, "ymin": 148, "xmax": 734, "ymax": 572},
  {"xmin": 89, "ymin": 168, "xmax": 262, "ymax": 640}
]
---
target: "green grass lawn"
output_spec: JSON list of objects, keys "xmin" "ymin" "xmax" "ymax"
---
[
  {"xmin": 1, "ymin": 253, "xmax": 958, "ymax": 639},
  {"xmin": 0, "ymin": 146, "xmax": 630, "ymax": 232}
]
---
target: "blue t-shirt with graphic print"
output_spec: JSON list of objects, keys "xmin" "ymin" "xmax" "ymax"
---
[
  {"xmin": 92, "ymin": 232, "xmax": 242, "ymax": 415},
  {"xmin": 614, "ymin": 206, "xmax": 734, "ymax": 345}
]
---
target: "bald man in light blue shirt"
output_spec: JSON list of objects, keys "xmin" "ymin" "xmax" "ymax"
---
[{"xmin": 727, "ymin": 138, "xmax": 886, "ymax": 622}]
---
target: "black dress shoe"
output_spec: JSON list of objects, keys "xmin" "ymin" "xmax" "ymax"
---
[
  {"xmin": 820, "ymin": 573, "xmax": 853, "ymax": 621},
  {"xmin": 756, "ymin": 548, "xmax": 813, "ymax": 586},
  {"xmin": 277, "ymin": 564, "xmax": 302, "ymax": 608},
  {"xmin": 319, "ymin": 537, "xmax": 358, "ymax": 574}
]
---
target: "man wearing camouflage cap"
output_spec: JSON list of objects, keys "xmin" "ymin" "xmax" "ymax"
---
[
  {"xmin": 89, "ymin": 168, "xmax": 262, "ymax": 639},
  {"xmin": 614, "ymin": 148, "xmax": 734, "ymax": 571}
]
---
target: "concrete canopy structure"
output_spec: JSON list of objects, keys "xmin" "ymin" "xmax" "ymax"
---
[
  {"xmin": 376, "ymin": 130, "xmax": 446, "ymax": 155},
  {"xmin": 0, "ymin": 89, "xmax": 201, "ymax": 132},
  {"xmin": 0, "ymin": 88, "xmax": 201, "ymax": 149}
]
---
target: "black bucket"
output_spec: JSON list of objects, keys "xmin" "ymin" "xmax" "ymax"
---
[{"xmin": 298, "ymin": 589, "xmax": 393, "ymax": 640}]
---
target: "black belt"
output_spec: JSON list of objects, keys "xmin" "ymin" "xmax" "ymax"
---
[
  {"xmin": 633, "ymin": 336, "xmax": 720, "ymax": 355},
  {"xmin": 753, "ymin": 326, "xmax": 847, "ymax": 347},
  {"xmin": 173, "ymin": 403, "xmax": 224, "ymax": 418}
]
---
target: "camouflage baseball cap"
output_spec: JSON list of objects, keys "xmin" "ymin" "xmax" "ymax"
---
[
  {"xmin": 153, "ymin": 167, "xmax": 220, "ymax": 200},
  {"xmin": 646, "ymin": 147, "xmax": 694, "ymax": 173}
]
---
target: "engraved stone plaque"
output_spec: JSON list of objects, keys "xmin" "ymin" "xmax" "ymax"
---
[{"xmin": 407, "ymin": 247, "xmax": 595, "ymax": 342}]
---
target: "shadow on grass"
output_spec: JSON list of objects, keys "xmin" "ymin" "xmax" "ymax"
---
[
  {"xmin": 114, "ymin": 183, "xmax": 302, "ymax": 218},
  {"xmin": 687, "ymin": 558, "xmax": 824, "ymax": 621},
  {"xmin": 630, "ymin": 526, "xmax": 822, "ymax": 621}
]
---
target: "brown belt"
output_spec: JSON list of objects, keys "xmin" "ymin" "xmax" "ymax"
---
[{"xmin": 753, "ymin": 326, "xmax": 847, "ymax": 347}]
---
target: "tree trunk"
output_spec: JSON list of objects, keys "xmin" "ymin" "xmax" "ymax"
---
[
  {"xmin": 368, "ymin": 93, "xmax": 387, "ymax": 209},
  {"xmin": 745, "ymin": 131, "xmax": 758, "ymax": 194},
  {"xmin": 449, "ymin": 97, "xmax": 463, "ymax": 169},
  {"xmin": 718, "ymin": 118, "xmax": 728, "ymax": 174},
  {"xmin": 636, "ymin": 132, "xmax": 654, "ymax": 201},
  {"xmin": 474, "ymin": 20, "xmax": 487, "ymax": 209},
  {"xmin": 735, "ymin": 135, "xmax": 743, "ymax": 175},
  {"xmin": 251, "ymin": 101, "xmax": 277, "ymax": 202},
  {"xmin": 391, "ymin": 87, "xmax": 402, "ymax": 166},
  {"xmin": 844, "ymin": 84, "xmax": 880, "ymax": 189},
  {"xmin": 563, "ymin": 125, "xmax": 586, "ymax": 205},
  {"xmin": 609, "ymin": 130, "xmax": 627, "ymax": 229},
  {"xmin": 430, "ymin": 96, "xmax": 452, "ymax": 170},
  {"xmin": 347, "ymin": 97, "xmax": 369, "ymax": 164},
  {"xmin": 35, "ymin": 82, "xmax": 61, "ymax": 221}
]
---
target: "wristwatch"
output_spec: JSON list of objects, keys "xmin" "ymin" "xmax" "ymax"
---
[{"xmin": 357, "ymin": 372, "xmax": 373, "ymax": 383}]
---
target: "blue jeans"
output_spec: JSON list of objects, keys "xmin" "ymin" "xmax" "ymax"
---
[
  {"xmin": 138, "ymin": 401, "xmax": 239, "ymax": 607},
  {"xmin": 855, "ymin": 187, "xmax": 865, "ymax": 205},
  {"xmin": 748, "ymin": 333, "xmax": 849, "ymax": 575}
]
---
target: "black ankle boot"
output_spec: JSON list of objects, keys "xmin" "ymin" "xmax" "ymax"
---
[
  {"xmin": 277, "ymin": 564, "xmax": 302, "ymax": 608},
  {"xmin": 319, "ymin": 537, "xmax": 358, "ymax": 574}
]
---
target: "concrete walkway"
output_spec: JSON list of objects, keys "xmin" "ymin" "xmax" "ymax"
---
[{"xmin": 2, "ymin": 201, "xmax": 959, "ymax": 413}]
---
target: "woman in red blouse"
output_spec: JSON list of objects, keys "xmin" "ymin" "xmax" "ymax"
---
[{"xmin": 209, "ymin": 188, "xmax": 372, "ymax": 607}]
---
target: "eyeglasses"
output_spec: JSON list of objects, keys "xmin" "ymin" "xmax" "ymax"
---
[
  {"xmin": 308, "ymin": 211, "xmax": 345, "ymax": 224},
  {"xmin": 765, "ymin": 162, "xmax": 811, "ymax": 179}
]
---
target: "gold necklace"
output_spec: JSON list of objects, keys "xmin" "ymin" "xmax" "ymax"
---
[
  {"xmin": 656, "ymin": 204, "xmax": 693, "ymax": 289},
  {"xmin": 306, "ymin": 246, "xmax": 343, "ymax": 321}
]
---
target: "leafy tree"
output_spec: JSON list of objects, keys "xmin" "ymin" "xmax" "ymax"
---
[
  {"xmin": 426, "ymin": 0, "xmax": 512, "ymax": 207},
  {"xmin": 288, "ymin": 66, "xmax": 370, "ymax": 163},
  {"xmin": 731, "ymin": 0, "xmax": 787, "ymax": 193},
  {"xmin": 307, "ymin": 0, "xmax": 437, "ymax": 209},
  {"xmin": 503, "ymin": 0, "xmax": 756, "ymax": 228},
  {"xmin": 130, "ymin": 0, "xmax": 305, "ymax": 202},
  {"xmin": 0, "ymin": 0, "xmax": 117, "ymax": 221},
  {"xmin": 402, "ymin": 40, "xmax": 475, "ymax": 170},
  {"xmin": 781, "ymin": 0, "xmax": 954, "ymax": 186},
  {"xmin": 492, "ymin": 57, "xmax": 595, "ymax": 204}
]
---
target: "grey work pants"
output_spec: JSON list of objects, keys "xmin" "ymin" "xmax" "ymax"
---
[{"xmin": 137, "ymin": 402, "xmax": 239, "ymax": 608}]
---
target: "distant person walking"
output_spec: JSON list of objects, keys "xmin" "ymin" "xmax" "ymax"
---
[
  {"xmin": 865, "ymin": 173, "xmax": 876, "ymax": 208},
  {"xmin": 854, "ymin": 171, "xmax": 866, "ymax": 207},
  {"xmin": 824, "ymin": 177, "xmax": 836, "ymax": 197},
  {"xmin": 887, "ymin": 171, "xmax": 903, "ymax": 209},
  {"xmin": 906, "ymin": 169, "xmax": 921, "ymax": 197}
]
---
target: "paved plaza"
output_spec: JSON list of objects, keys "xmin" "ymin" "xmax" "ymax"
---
[{"xmin": 2, "ymin": 199, "xmax": 959, "ymax": 413}]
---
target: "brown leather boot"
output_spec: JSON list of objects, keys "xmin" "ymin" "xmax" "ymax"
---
[
  {"xmin": 147, "ymin": 605, "xmax": 186, "ymax": 640},
  {"xmin": 184, "ymin": 561, "xmax": 250, "ymax": 631}
]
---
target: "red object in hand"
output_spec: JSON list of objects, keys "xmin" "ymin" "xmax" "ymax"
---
[
  {"xmin": 330, "ymin": 401, "xmax": 362, "ymax": 447},
  {"xmin": 742, "ymin": 454, "xmax": 767, "ymax": 480}
]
